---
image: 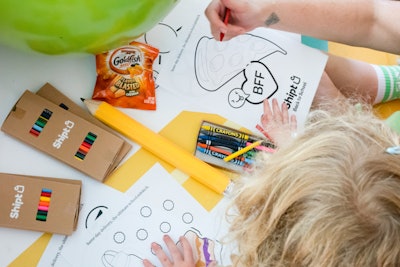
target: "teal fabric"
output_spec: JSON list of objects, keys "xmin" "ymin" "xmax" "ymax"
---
[{"xmin": 301, "ymin": 35, "xmax": 328, "ymax": 52}]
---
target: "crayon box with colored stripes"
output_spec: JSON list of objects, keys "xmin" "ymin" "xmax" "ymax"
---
[
  {"xmin": 0, "ymin": 172, "xmax": 81, "ymax": 235},
  {"xmin": 1, "ymin": 89, "xmax": 126, "ymax": 182},
  {"xmin": 195, "ymin": 121, "xmax": 276, "ymax": 172}
]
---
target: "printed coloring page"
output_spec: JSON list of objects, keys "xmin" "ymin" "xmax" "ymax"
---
[
  {"xmin": 38, "ymin": 164, "xmax": 231, "ymax": 267},
  {"xmin": 142, "ymin": 0, "xmax": 328, "ymax": 131}
]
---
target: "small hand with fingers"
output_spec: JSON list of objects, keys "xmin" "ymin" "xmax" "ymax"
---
[
  {"xmin": 260, "ymin": 98, "xmax": 297, "ymax": 148},
  {"xmin": 143, "ymin": 235, "xmax": 217, "ymax": 267}
]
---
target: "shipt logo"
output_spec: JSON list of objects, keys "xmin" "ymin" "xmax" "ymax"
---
[{"xmin": 9, "ymin": 185, "xmax": 25, "ymax": 219}]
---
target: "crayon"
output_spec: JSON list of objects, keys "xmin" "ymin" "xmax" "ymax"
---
[
  {"xmin": 85, "ymin": 132, "xmax": 97, "ymax": 143},
  {"xmin": 40, "ymin": 192, "xmax": 52, "ymax": 198},
  {"xmin": 81, "ymin": 141, "xmax": 92, "ymax": 149},
  {"xmin": 201, "ymin": 125, "xmax": 249, "ymax": 140},
  {"xmin": 84, "ymin": 137, "xmax": 95, "ymax": 145},
  {"xmin": 245, "ymin": 142, "xmax": 276, "ymax": 153},
  {"xmin": 30, "ymin": 109, "xmax": 53, "ymax": 137},
  {"xmin": 40, "ymin": 196, "xmax": 51, "ymax": 202},
  {"xmin": 75, "ymin": 132, "xmax": 97, "ymax": 161},
  {"xmin": 40, "ymin": 109, "xmax": 53, "ymax": 120},
  {"xmin": 198, "ymin": 137, "xmax": 243, "ymax": 151},
  {"xmin": 35, "ymin": 118, "xmax": 47, "ymax": 128},
  {"xmin": 39, "ymin": 201, "xmax": 50, "ymax": 207},
  {"xmin": 197, "ymin": 142, "xmax": 232, "ymax": 155},
  {"xmin": 198, "ymin": 134, "xmax": 274, "ymax": 153},
  {"xmin": 29, "ymin": 128, "xmax": 40, "ymax": 136},
  {"xmin": 74, "ymin": 152, "xmax": 85, "ymax": 160},
  {"xmin": 198, "ymin": 143, "xmax": 254, "ymax": 160},
  {"xmin": 38, "ymin": 205, "xmax": 49, "ymax": 211},
  {"xmin": 256, "ymin": 124, "xmax": 273, "ymax": 141},
  {"xmin": 200, "ymin": 133, "xmax": 249, "ymax": 151},
  {"xmin": 200, "ymin": 127, "xmax": 275, "ymax": 149},
  {"xmin": 36, "ymin": 210, "xmax": 48, "ymax": 216},
  {"xmin": 78, "ymin": 144, "xmax": 90, "ymax": 154},
  {"xmin": 224, "ymin": 140, "xmax": 263, "ymax": 162},
  {"xmin": 199, "ymin": 132, "xmax": 247, "ymax": 144},
  {"xmin": 32, "ymin": 124, "xmax": 43, "ymax": 133},
  {"xmin": 197, "ymin": 146, "xmax": 253, "ymax": 166},
  {"xmin": 36, "ymin": 214, "xmax": 48, "ymax": 221},
  {"xmin": 219, "ymin": 8, "xmax": 231, "ymax": 41}
]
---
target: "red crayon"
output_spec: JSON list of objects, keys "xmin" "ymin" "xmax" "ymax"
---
[
  {"xmin": 256, "ymin": 124, "xmax": 273, "ymax": 141},
  {"xmin": 78, "ymin": 144, "xmax": 90, "ymax": 154},
  {"xmin": 219, "ymin": 8, "xmax": 231, "ymax": 41},
  {"xmin": 197, "ymin": 142, "xmax": 231, "ymax": 156},
  {"xmin": 39, "ymin": 201, "xmax": 50, "ymax": 207}
]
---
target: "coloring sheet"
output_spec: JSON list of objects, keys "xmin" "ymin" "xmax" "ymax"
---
[
  {"xmin": 138, "ymin": 0, "xmax": 328, "ymax": 131},
  {"xmin": 134, "ymin": 0, "xmax": 206, "ymax": 87},
  {"xmin": 39, "ymin": 164, "xmax": 231, "ymax": 267}
]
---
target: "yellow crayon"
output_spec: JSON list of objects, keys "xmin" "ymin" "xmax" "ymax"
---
[
  {"xmin": 223, "ymin": 140, "xmax": 263, "ymax": 162},
  {"xmin": 39, "ymin": 196, "xmax": 51, "ymax": 203}
]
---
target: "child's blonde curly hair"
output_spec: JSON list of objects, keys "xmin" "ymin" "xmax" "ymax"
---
[{"xmin": 226, "ymin": 101, "xmax": 400, "ymax": 267}]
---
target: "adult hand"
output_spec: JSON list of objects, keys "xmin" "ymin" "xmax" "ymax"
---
[{"xmin": 204, "ymin": 0, "xmax": 271, "ymax": 41}]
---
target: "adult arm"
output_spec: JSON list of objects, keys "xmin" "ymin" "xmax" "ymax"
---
[{"xmin": 205, "ymin": 0, "xmax": 400, "ymax": 54}]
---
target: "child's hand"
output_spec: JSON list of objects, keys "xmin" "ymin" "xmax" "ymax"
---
[
  {"xmin": 142, "ymin": 235, "xmax": 196, "ymax": 267},
  {"xmin": 260, "ymin": 98, "xmax": 297, "ymax": 147}
]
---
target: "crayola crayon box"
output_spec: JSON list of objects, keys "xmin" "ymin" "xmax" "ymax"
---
[
  {"xmin": 195, "ymin": 121, "xmax": 276, "ymax": 172},
  {"xmin": 1, "ymin": 89, "xmax": 126, "ymax": 182},
  {"xmin": 0, "ymin": 173, "xmax": 81, "ymax": 235}
]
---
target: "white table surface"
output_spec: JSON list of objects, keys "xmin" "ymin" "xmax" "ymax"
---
[
  {"xmin": 0, "ymin": 37, "xmax": 220, "ymax": 265},
  {"xmin": 0, "ymin": 44, "xmax": 98, "ymax": 265}
]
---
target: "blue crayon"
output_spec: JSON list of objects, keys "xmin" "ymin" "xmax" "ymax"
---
[
  {"xmin": 32, "ymin": 123, "xmax": 43, "ymax": 133},
  {"xmin": 198, "ymin": 137, "xmax": 242, "ymax": 151},
  {"xmin": 200, "ymin": 124, "xmax": 276, "ymax": 150},
  {"xmin": 198, "ymin": 133, "xmax": 246, "ymax": 148},
  {"xmin": 199, "ymin": 129, "xmax": 247, "ymax": 145}
]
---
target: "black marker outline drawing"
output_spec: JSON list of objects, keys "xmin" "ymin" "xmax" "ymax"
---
[
  {"xmin": 113, "ymin": 231, "xmax": 126, "ymax": 244},
  {"xmin": 102, "ymin": 250, "xmax": 143, "ymax": 267},
  {"xmin": 140, "ymin": 206, "xmax": 152, "ymax": 218},
  {"xmin": 162, "ymin": 199, "xmax": 175, "ymax": 211},
  {"xmin": 99, "ymin": 198, "xmax": 225, "ymax": 267},
  {"xmin": 194, "ymin": 33, "xmax": 287, "ymax": 109},
  {"xmin": 85, "ymin": 205, "xmax": 109, "ymax": 229}
]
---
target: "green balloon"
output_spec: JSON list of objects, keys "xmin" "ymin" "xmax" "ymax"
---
[{"xmin": 0, "ymin": 0, "xmax": 178, "ymax": 54}]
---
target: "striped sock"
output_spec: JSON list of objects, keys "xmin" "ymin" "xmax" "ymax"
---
[{"xmin": 373, "ymin": 65, "xmax": 400, "ymax": 104}]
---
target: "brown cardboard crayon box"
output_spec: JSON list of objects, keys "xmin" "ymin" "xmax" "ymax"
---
[
  {"xmin": 1, "ymin": 89, "xmax": 127, "ymax": 182},
  {"xmin": 36, "ymin": 83, "xmax": 132, "ymax": 172},
  {"xmin": 0, "ymin": 173, "xmax": 81, "ymax": 235}
]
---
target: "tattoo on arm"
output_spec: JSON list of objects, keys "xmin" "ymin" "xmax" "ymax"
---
[{"xmin": 265, "ymin": 12, "xmax": 280, "ymax": 26}]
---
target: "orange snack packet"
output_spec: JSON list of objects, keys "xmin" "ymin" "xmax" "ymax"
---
[{"xmin": 92, "ymin": 41, "xmax": 159, "ymax": 110}]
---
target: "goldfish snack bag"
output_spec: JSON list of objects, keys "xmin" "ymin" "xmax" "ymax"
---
[{"xmin": 92, "ymin": 41, "xmax": 159, "ymax": 110}]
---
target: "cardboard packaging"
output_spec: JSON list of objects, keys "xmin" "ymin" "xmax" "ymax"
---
[
  {"xmin": 0, "ymin": 173, "xmax": 81, "ymax": 235},
  {"xmin": 36, "ymin": 83, "xmax": 132, "ymax": 172},
  {"xmin": 1, "ymin": 89, "xmax": 127, "ymax": 181}
]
